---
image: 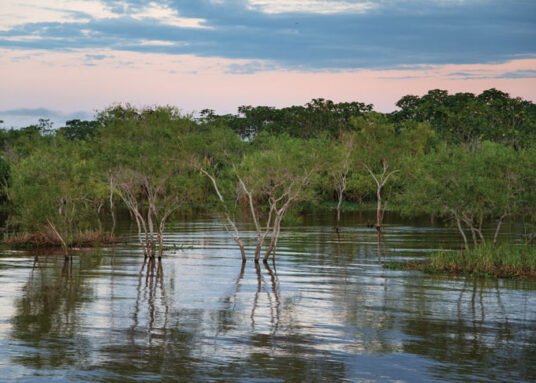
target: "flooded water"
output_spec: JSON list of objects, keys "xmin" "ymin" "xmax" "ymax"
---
[{"xmin": 0, "ymin": 211, "xmax": 535, "ymax": 382}]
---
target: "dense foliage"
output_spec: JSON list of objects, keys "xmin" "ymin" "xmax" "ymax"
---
[{"xmin": 1, "ymin": 89, "xmax": 535, "ymax": 260}]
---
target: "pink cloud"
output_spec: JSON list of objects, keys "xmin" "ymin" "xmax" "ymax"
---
[{"xmin": 1, "ymin": 50, "xmax": 534, "ymax": 117}]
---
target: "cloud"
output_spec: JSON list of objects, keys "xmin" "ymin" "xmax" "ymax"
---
[
  {"xmin": 247, "ymin": 0, "xmax": 376, "ymax": 14},
  {"xmin": 0, "ymin": 108, "xmax": 93, "ymax": 128},
  {"xmin": 85, "ymin": 54, "xmax": 109, "ymax": 60},
  {"xmin": 445, "ymin": 68, "xmax": 536, "ymax": 80},
  {"xmin": 0, "ymin": 0, "xmax": 534, "ymax": 71},
  {"xmin": 225, "ymin": 60, "xmax": 281, "ymax": 74},
  {"xmin": 495, "ymin": 69, "xmax": 536, "ymax": 79},
  {"xmin": 130, "ymin": 2, "xmax": 210, "ymax": 28}
]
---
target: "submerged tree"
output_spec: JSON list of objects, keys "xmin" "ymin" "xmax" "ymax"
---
[
  {"xmin": 352, "ymin": 114, "xmax": 435, "ymax": 232},
  {"xmin": 322, "ymin": 132, "xmax": 356, "ymax": 234},
  {"xmin": 238, "ymin": 134, "xmax": 323, "ymax": 262},
  {"xmin": 97, "ymin": 105, "xmax": 202, "ymax": 259},
  {"xmin": 399, "ymin": 142, "xmax": 530, "ymax": 248},
  {"xmin": 196, "ymin": 132, "xmax": 323, "ymax": 262},
  {"xmin": 191, "ymin": 125, "xmax": 248, "ymax": 262}
]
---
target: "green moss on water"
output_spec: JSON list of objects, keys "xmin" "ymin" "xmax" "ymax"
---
[{"xmin": 385, "ymin": 243, "xmax": 536, "ymax": 279}]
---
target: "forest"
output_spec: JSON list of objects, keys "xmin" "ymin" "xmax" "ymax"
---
[{"xmin": 1, "ymin": 88, "xmax": 535, "ymax": 276}]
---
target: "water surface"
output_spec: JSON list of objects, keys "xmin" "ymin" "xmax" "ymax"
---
[{"xmin": 0, "ymin": 211, "xmax": 534, "ymax": 382}]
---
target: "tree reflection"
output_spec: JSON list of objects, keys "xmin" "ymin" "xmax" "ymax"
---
[
  {"xmin": 100, "ymin": 256, "xmax": 199, "ymax": 381},
  {"xmin": 250, "ymin": 261, "xmax": 281, "ymax": 334},
  {"xmin": 215, "ymin": 261, "xmax": 246, "ymax": 335},
  {"xmin": 10, "ymin": 255, "xmax": 99, "ymax": 369},
  {"xmin": 401, "ymin": 277, "xmax": 536, "ymax": 381}
]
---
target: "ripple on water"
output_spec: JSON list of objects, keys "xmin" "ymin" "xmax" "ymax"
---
[{"xmin": 0, "ymin": 212, "xmax": 534, "ymax": 382}]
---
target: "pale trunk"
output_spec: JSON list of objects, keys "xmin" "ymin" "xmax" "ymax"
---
[
  {"xmin": 455, "ymin": 217, "xmax": 469, "ymax": 249},
  {"xmin": 109, "ymin": 177, "xmax": 116, "ymax": 235},
  {"xmin": 263, "ymin": 214, "xmax": 282, "ymax": 262},
  {"xmin": 493, "ymin": 211, "xmax": 508, "ymax": 246},
  {"xmin": 147, "ymin": 208, "xmax": 155, "ymax": 257},
  {"xmin": 200, "ymin": 168, "xmax": 246, "ymax": 262},
  {"xmin": 470, "ymin": 227, "xmax": 478, "ymax": 247},
  {"xmin": 47, "ymin": 219, "xmax": 68, "ymax": 257},
  {"xmin": 96, "ymin": 201, "xmax": 103, "ymax": 232},
  {"xmin": 376, "ymin": 185, "xmax": 382, "ymax": 231},
  {"xmin": 335, "ymin": 172, "xmax": 347, "ymax": 234},
  {"xmin": 476, "ymin": 219, "xmax": 485, "ymax": 244},
  {"xmin": 336, "ymin": 188, "xmax": 343, "ymax": 234}
]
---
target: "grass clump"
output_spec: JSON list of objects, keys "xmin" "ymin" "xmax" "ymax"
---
[{"xmin": 385, "ymin": 243, "xmax": 536, "ymax": 279}]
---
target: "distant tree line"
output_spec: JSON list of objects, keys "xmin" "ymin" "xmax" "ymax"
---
[{"xmin": 0, "ymin": 88, "xmax": 534, "ymax": 262}]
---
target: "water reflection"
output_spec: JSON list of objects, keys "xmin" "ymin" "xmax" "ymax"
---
[
  {"xmin": 250, "ymin": 262, "xmax": 281, "ymax": 333},
  {"xmin": 0, "ymin": 211, "xmax": 534, "ymax": 382},
  {"xmin": 10, "ymin": 255, "xmax": 100, "ymax": 370},
  {"xmin": 400, "ymin": 277, "xmax": 536, "ymax": 381}
]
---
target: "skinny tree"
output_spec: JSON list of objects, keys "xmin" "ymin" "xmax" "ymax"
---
[
  {"xmin": 400, "ymin": 142, "xmax": 528, "ymax": 248},
  {"xmin": 353, "ymin": 115, "xmax": 435, "ymax": 231},
  {"xmin": 191, "ymin": 126, "xmax": 247, "ymax": 262},
  {"xmin": 323, "ymin": 132, "xmax": 356, "ymax": 234},
  {"xmin": 97, "ymin": 105, "xmax": 202, "ymax": 259},
  {"xmin": 238, "ymin": 134, "xmax": 323, "ymax": 262}
]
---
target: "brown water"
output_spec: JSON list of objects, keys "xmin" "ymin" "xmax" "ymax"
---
[{"xmin": 0, "ymin": 211, "xmax": 534, "ymax": 382}]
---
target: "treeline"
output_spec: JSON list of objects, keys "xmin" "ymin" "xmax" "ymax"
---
[{"xmin": 0, "ymin": 88, "xmax": 535, "ymax": 262}]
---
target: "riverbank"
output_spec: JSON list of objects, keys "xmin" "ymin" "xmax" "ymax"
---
[
  {"xmin": 2, "ymin": 230, "xmax": 121, "ymax": 250},
  {"xmin": 299, "ymin": 201, "xmax": 381, "ymax": 212},
  {"xmin": 385, "ymin": 243, "xmax": 536, "ymax": 279}
]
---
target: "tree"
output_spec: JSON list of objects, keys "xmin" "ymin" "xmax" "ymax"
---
[
  {"xmin": 190, "ymin": 125, "xmax": 248, "ymax": 262},
  {"xmin": 96, "ymin": 105, "xmax": 203, "ymax": 259},
  {"xmin": 352, "ymin": 114, "xmax": 435, "ymax": 231},
  {"xmin": 391, "ymin": 88, "xmax": 536, "ymax": 147},
  {"xmin": 202, "ymin": 99, "xmax": 373, "ymax": 139},
  {"xmin": 7, "ymin": 137, "xmax": 103, "ymax": 253},
  {"xmin": 58, "ymin": 119, "xmax": 99, "ymax": 141},
  {"xmin": 322, "ymin": 132, "xmax": 356, "ymax": 234},
  {"xmin": 237, "ymin": 134, "xmax": 323, "ymax": 262},
  {"xmin": 399, "ymin": 142, "xmax": 529, "ymax": 248}
]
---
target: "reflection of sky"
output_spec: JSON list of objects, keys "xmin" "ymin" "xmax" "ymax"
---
[
  {"xmin": 0, "ymin": 213, "xmax": 535, "ymax": 381},
  {"xmin": 1, "ymin": 0, "xmax": 535, "ymax": 127}
]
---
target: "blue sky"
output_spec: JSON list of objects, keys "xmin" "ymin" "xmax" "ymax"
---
[{"xmin": 1, "ymin": 0, "xmax": 535, "ymax": 127}]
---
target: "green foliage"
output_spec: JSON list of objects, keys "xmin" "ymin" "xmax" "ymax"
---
[
  {"xmin": 0, "ymin": 88, "xmax": 534, "ymax": 254},
  {"xmin": 58, "ymin": 119, "xmax": 99, "ymax": 141},
  {"xmin": 391, "ymin": 88, "xmax": 536, "ymax": 147},
  {"xmin": 8, "ymin": 137, "xmax": 100, "ymax": 242},
  {"xmin": 98, "ymin": 105, "xmax": 205, "ymax": 207},
  {"xmin": 0, "ymin": 119, "xmax": 54, "ymax": 159},
  {"xmin": 201, "ymin": 98, "xmax": 373, "ymax": 139},
  {"xmin": 240, "ymin": 133, "xmax": 324, "ymax": 204},
  {"xmin": 398, "ymin": 141, "xmax": 531, "ymax": 247}
]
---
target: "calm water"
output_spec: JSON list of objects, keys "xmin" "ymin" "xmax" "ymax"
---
[{"xmin": 0, "ymin": 211, "xmax": 535, "ymax": 382}]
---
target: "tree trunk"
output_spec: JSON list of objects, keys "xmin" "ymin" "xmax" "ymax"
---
[
  {"xmin": 335, "ymin": 172, "xmax": 347, "ymax": 235},
  {"xmin": 47, "ymin": 219, "xmax": 68, "ymax": 257},
  {"xmin": 336, "ymin": 188, "xmax": 343, "ymax": 234},
  {"xmin": 201, "ymin": 168, "xmax": 247, "ymax": 262},
  {"xmin": 455, "ymin": 217, "xmax": 469, "ymax": 249},
  {"xmin": 263, "ymin": 215, "xmax": 282, "ymax": 262},
  {"xmin": 470, "ymin": 227, "xmax": 478, "ymax": 247},
  {"xmin": 96, "ymin": 201, "xmax": 104, "ymax": 233},
  {"xmin": 109, "ymin": 177, "xmax": 116, "ymax": 235},
  {"xmin": 493, "ymin": 211, "xmax": 508, "ymax": 246},
  {"xmin": 376, "ymin": 185, "xmax": 383, "ymax": 232}
]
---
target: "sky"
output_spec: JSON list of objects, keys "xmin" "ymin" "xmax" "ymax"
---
[{"xmin": 0, "ymin": 0, "xmax": 535, "ymax": 127}]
